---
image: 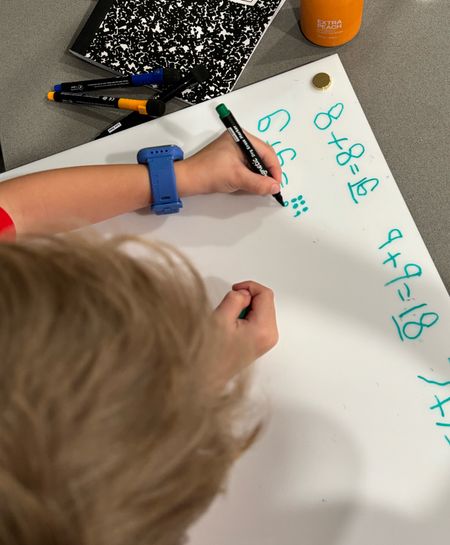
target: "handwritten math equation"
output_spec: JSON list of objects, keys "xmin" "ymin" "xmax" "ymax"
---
[
  {"xmin": 417, "ymin": 359, "xmax": 450, "ymax": 447},
  {"xmin": 377, "ymin": 228, "xmax": 440, "ymax": 342},
  {"xmin": 313, "ymin": 102, "xmax": 380, "ymax": 205},
  {"xmin": 378, "ymin": 228, "xmax": 445, "ymax": 451},
  {"xmin": 256, "ymin": 106, "xmax": 447, "ymax": 449},
  {"xmin": 255, "ymin": 102, "xmax": 380, "ymax": 215},
  {"xmin": 256, "ymin": 108, "xmax": 308, "ymax": 218}
]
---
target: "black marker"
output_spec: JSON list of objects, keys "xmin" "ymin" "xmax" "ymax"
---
[
  {"xmin": 156, "ymin": 65, "xmax": 211, "ymax": 102},
  {"xmin": 94, "ymin": 65, "xmax": 211, "ymax": 140},
  {"xmin": 0, "ymin": 139, "xmax": 5, "ymax": 174},
  {"xmin": 53, "ymin": 67, "xmax": 181, "ymax": 92},
  {"xmin": 48, "ymin": 91, "xmax": 165, "ymax": 116},
  {"xmin": 216, "ymin": 103, "xmax": 284, "ymax": 207}
]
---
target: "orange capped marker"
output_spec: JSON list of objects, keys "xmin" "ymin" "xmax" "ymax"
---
[{"xmin": 47, "ymin": 91, "xmax": 165, "ymax": 116}]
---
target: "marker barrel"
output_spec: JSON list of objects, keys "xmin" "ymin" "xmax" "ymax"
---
[
  {"xmin": 54, "ymin": 68, "xmax": 181, "ymax": 92},
  {"xmin": 157, "ymin": 65, "xmax": 211, "ymax": 102},
  {"xmin": 50, "ymin": 91, "xmax": 120, "ymax": 108},
  {"xmin": 216, "ymin": 104, "xmax": 284, "ymax": 207},
  {"xmin": 220, "ymin": 113, "xmax": 270, "ymax": 176},
  {"xmin": 48, "ymin": 91, "xmax": 165, "ymax": 116},
  {"xmin": 95, "ymin": 113, "xmax": 149, "ymax": 140}
]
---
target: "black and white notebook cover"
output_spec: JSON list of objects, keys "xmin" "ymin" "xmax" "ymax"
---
[{"xmin": 71, "ymin": 0, "xmax": 286, "ymax": 103}]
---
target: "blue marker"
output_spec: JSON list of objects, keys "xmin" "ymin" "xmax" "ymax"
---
[{"xmin": 53, "ymin": 68, "xmax": 181, "ymax": 93}]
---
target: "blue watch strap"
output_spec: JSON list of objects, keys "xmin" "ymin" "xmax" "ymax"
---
[{"xmin": 137, "ymin": 145, "xmax": 184, "ymax": 215}]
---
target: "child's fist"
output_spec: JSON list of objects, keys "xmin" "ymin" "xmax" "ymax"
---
[
  {"xmin": 175, "ymin": 131, "xmax": 282, "ymax": 197},
  {"xmin": 213, "ymin": 281, "xmax": 279, "ymax": 385}
]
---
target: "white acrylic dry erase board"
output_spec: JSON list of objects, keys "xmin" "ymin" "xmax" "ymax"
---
[{"xmin": 2, "ymin": 54, "xmax": 449, "ymax": 544}]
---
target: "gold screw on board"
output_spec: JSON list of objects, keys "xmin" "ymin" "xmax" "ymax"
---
[{"xmin": 312, "ymin": 72, "xmax": 332, "ymax": 90}]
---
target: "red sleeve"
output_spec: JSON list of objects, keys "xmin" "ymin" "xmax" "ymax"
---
[{"xmin": 0, "ymin": 207, "xmax": 16, "ymax": 241}]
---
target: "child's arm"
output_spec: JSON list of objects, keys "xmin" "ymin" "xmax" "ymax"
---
[{"xmin": 0, "ymin": 131, "xmax": 282, "ymax": 236}]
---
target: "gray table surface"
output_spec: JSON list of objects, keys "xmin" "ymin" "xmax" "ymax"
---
[{"xmin": 1, "ymin": 0, "xmax": 448, "ymax": 288}]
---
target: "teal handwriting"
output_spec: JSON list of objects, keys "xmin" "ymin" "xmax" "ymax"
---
[
  {"xmin": 418, "ymin": 359, "xmax": 450, "ymax": 446},
  {"xmin": 313, "ymin": 103, "xmax": 344, "ymax": 130},
  {"xmin": 283, "ymin": 194, "xmax": 309, "ymax": 218},
  {"xmin": 313, "ymin": 102, "xmax": 380, "ymax": 204},
  {"xmin": 378, "ymin": 228, "xmax": 440, "ymax": 341},
  {"xmin": 258, "ymin": 108, "xmax": 291, "ymax": 133},
  {"xmin": 256, "ymin": 108, "xmax": 308, "ymax": 218}
]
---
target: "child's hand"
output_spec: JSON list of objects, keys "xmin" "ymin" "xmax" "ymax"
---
[
  {"xmin": 176, "ymin": 131, "xmax": 282, "ymax": 197},
  {"xmin": 213, "ymin": 281, "xmax": 279, "ymax": 385}
]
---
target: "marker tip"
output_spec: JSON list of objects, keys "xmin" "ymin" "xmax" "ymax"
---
[{"xmin": 273, "ymin": 192, "xmax": 285, "ymax": 207}]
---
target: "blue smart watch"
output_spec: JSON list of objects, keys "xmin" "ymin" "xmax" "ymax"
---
[{"xmin": 137, "ymin": 145, "xmax": 184, "ymax": 215}]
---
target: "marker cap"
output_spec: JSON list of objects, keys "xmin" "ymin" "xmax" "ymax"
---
[
  {"xmin": 191, "ymin": 65, "xmax": 212, "ymax": 84},
  {"xmin": 162, "ymin": 68, "xmax": 182, "ymax": 84},
  {"xmin": 145, "ymin": 99, "xmax": 166, "ymax": 117},
  {"xmin": 216, "ymin": 103, "xmax": 230, "ymax": 118}
]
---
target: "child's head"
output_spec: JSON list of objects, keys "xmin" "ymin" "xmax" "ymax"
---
[{"xmin": 0, "ymin": 235, "xmax": 256, "ymax": 545}]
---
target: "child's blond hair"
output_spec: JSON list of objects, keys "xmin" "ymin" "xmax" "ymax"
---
[{"xmin": 0, "ymin": 235, "xmax": 256, "ymax": 545}]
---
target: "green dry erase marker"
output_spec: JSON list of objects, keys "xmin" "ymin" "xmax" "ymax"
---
[
  {"xmin": 216, "ymin": 103, "xmax": 284, "ymax": 207},
  {"xmin": 238, "ymin": 305, "xmax": 251, "ymax": 320}
]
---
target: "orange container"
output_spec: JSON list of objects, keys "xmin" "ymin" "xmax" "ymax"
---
[{"xmin": 300, "ymin": 0, "xmax": 364, "ymax": 47}]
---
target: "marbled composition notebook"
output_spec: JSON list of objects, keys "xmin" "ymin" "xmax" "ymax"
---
[{"xmin": 71, "ymin": 0, "xmax": 286, "ymax": 103}]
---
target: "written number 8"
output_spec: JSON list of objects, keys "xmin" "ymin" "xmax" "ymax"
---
[{"xmin": 314, "ymin": 103, "xmax": 344, "ymax": 131}]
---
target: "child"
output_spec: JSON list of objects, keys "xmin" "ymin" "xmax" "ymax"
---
[
  {"xmin": 0, "ymin": 234, "xmax": 278, "ymax": 545},
  {"xmin": 0, "ymin": 131, "xmax": 282, "ymax": 237},
  {"xmin": 0, "ymin": 131, "xmax": 280, "ymax": 544}
]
